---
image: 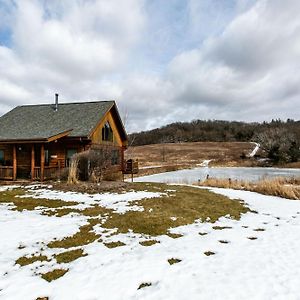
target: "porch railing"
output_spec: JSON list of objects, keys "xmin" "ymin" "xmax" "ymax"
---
[
  {"xmin": 34, "ymin": 166, "xmax": 65, "ymax": 180},
  {"xmin": 0, "ymin": 166, "xmax": 13, "ymax": 180}
]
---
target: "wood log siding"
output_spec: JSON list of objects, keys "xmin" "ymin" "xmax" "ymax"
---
[
  {"xmin": 0, "ymin": 166, "xmax": 13, "ymax": 180},
  {"xmin": 90, "ymin": 110, "xmax": 124, "ymax": 147}
]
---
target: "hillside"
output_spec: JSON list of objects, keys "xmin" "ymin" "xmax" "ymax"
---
[
  {"xmin": 129, "ymin": 119, "xmax": 300, "ymax": 146},
  {"xmin": 125, "ymin": 142, "xmax": 263, "ymax": 176}
]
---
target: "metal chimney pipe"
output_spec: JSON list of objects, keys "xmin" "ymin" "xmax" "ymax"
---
[{"xmin": 55, "ymin": 93, "xmax": 59, "ymax": 111}]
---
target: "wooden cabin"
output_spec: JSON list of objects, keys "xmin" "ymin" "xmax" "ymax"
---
[{"xmin": 0, "ymin": 98, "xmax": 128, "ymax": 181}]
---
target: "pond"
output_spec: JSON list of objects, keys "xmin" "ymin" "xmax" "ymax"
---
[{"xmin": 135, "ymin": 167, "xmax": 300, "ymax": 184}]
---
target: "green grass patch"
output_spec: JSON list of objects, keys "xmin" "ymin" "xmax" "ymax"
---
[
  {"xmin": 168, "ymin": 258, "xmax": 182, "ymax": 265},
  {"xmin": 16, "ymin": 254, "xmax": 50, "ymax": 266},
  {"xmin": 41, "ymin": 269, "xmax": 68, "ymax": 282},
  {"xmin": 54, "ymin": 249, "xmax": 87, "ymax": 264}
]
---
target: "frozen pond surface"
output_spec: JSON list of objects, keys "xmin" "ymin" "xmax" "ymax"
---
[{"xmin": 136, "ymin": 167, "xmax": 300, "ymax": 184}]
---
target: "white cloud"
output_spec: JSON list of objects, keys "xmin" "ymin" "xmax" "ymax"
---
[{"xmin": 0, "ymin": 0, "xmax": 299, "ymax": 132}]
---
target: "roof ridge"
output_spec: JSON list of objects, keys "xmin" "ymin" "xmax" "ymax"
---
[{"xmin": 17, "ymin": 100, "xmax": 115, "ymax": 108}]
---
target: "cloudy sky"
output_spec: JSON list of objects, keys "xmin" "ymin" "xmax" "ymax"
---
[{"xmin": 0, "ymin": 0, "xmax": 299, "ymax": 132}]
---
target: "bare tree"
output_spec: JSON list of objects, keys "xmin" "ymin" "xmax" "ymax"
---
[
  {"xmin": 68, "ymin": 154, "xmax": 80, "ymax": 184},
  {"xmin": 254, "ymin": 128, "xmax": 297, "ymax": 162}
]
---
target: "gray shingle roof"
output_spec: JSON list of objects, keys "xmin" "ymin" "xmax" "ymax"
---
[{"xmin": 0, "ymin": 101, "xmax": 115, "ymax": 141}]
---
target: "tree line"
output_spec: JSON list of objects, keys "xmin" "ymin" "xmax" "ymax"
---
[{"xmin": 129, "ymin": 119, "xmax": 300, "ymax": 162}]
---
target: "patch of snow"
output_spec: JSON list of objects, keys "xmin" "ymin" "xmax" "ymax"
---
[
  {"xmin": 21, "ymin": 188, "xmax": 163, "ymax": 214},
  {"xmin": 1, "ymin": 186, "xmax": 300, "ymax": 299},
  {"xmin": 197, "ymin": 159, "xmax": 212, "ymax": 167},
  {"xmin": 139, "ymin": 165, "xmax": 164, "ymax": 169},
  {"xmin": 0, "ymin": 185, "xmax": 20, "ymax": 192},
  {"xmin": 249, "ymin": 142, "xmax": 260, "ymax": 157}
]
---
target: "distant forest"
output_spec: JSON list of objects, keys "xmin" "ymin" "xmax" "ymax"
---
[{"xmin": 129, "ymin": 119, "xmax": 300, "ymax": 146}]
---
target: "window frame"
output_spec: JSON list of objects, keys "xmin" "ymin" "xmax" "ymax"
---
[
  {"xmin": 0, "ymin": 150, "xmax": 4, "ymax": 165},
  {"xmin": 102, "ymin": 122, "xmax": 113, "ymax": 142}
]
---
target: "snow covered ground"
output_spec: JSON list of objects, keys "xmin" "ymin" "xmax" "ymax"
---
[{"xmin": 1, "ymin": 185, "xmax": 300, "ymax": 300}]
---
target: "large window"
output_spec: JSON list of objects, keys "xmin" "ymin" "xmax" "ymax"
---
[
  {"xmin": 44, "ymin": 149, "xmax": 49, "ymax": 166},
  {"xmin": 111, "ymin": 149, "xmax": 119, "ymax": 165},
  {"xmin": 0, "ymin": 150, "xmax": 4, "ymax": 165},
  {"xmin": 102, "ymin": 122, "xmax": 113, "ymax": 142}
]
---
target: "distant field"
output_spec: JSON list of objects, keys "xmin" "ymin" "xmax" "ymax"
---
[{"xmin": 125, "ymin": 142, "xmax": 258, "ymax": 173}]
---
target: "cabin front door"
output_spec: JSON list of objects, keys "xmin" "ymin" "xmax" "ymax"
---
[{"xmin": 16, "ymin": 145, "xmax": 31, "ymax": 179}]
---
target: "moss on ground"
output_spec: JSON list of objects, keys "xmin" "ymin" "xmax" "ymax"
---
[
  {"xmin": 55, "ymin": 249, "xmax": 87, "ymax": 264},
  {"xmin": 41, "ymin": 269, "xmax": 68, "ymax": 282},
  {"xmin": 16, "ymin": 254, "xmax": 50, "ymax": 266}
]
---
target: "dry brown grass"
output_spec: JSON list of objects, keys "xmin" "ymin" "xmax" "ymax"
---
[
  {"xmin": 54, "ymin": 249, "xmax": 87, "ymax": 263},
  {"xmin": 199, "ymin": 177, "xmax": 300, "ymax": 200},
  {"xmin": 0, "ymin": 188, "xmax": 78, "ymax": 212},
  {"xmin": 41, "ymin": 269, "xmax": 68, "ymax": 282},
  {"xmin": 102, "ymin": 184, "xmax": 249, "ymax": 236},
  {"xmin": 16, "ymin": 254, "xmax": 50, "ymax": 266},
  {"xmin": 125, "ymin": 142, "xmax": 257, "ymax": 171},
  {"xmin": 139, "ymin": 240, "xmax": 160, "ymax": 246}
]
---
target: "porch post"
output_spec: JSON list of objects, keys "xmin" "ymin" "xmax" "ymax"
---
[
  {"xmin": 40, "ymin": 144, "xmax": 45, "ymax": 182},
  {"xmin": 13, "ymin": 145, "xmax": 17, "ymax": 181},
  {"xmin": 31, "ymin": 144, "xmax": 35, "ymax": 181}
]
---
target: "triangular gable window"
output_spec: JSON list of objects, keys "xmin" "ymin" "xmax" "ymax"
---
[{"xmin": 102, "ymin": 122, "xmax": 113, "ymax": 142}]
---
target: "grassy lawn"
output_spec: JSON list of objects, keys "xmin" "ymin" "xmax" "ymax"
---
[{"xmin": 0, "ymin": 182, "xmax": 250, "ymax": 282}]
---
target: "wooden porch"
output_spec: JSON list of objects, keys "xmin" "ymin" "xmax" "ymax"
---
[{"xmin": 0, "ymin": 144, "xmax": 65, "ymax": 181}]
